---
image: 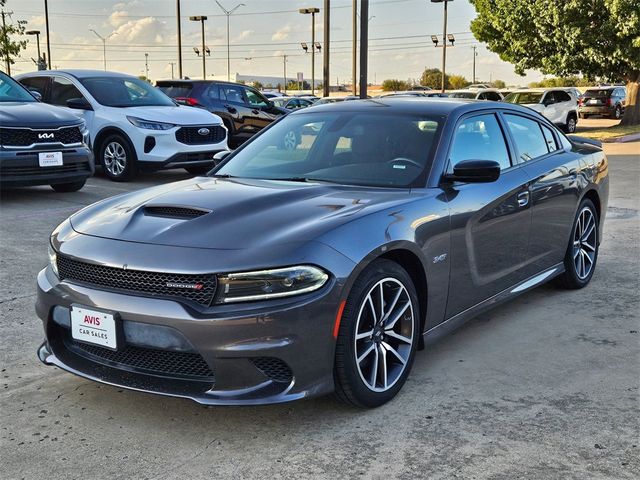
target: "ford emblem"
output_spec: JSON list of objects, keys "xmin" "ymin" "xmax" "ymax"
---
[{"xmin": 197, "ymin": 128, "xmax": 210, "ymax": 136}]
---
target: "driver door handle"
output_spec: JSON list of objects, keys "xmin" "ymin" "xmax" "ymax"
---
[
  {"xmin": 517, "ymin": 191, "xmax": 530, "ymax": 207},
  {"xmin": 251, "ymin": 109, "xmax": 259, "ymax": 114},
  {"xmin": 224, "ymin": 104, "xmax": 237, "ymax": 113}
]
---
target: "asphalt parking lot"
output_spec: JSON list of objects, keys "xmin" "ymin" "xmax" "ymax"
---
[{"xmin": 1, "ymin": 139, "xmax": 638, "ymax": 479}]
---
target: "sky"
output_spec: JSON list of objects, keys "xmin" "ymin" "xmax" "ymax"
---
[{"xmin": 8, "ymin": 0, "xmax": 544, "ymax": 86}]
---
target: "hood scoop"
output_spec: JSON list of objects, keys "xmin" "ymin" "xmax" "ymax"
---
[{"xmin": 143, "ymin": 205, "xmax": 211, "ymax": 220}]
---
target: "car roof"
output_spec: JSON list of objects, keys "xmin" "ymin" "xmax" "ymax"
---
[
  {"xmin": 19, "ymin": 69, "xmax": 138, "ymax": 80},
  {"xmin": 298, "ymin": 96, "xmax": 530, "ymax": 116},
  {"xmin": 155, "ymin": 79, "xmax": 249, "ymax": 87},
  {"xmin": 510, "ymin": 87, "xmax": 568, "ymax": 93}
]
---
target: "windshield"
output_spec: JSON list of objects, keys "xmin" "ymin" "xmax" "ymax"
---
[
  {"xmin": 448, "ymin": 91, "xmax": 477, "ymax": 99},
  {"xmin": 215, "ymin": 111, "xmax": 444, "ymax": 188},
  {"xmin": 504, "ymin": 92, "xmax": 543, "ymax": 104},
  {"xmin": 80, "ymin": 76, "xmax": 175, "ymax": 107},
  {"xmin": 0, "ymin": 73, "xmax": 37, "ymax": 103},
  {"xmin": 583, "ymin": 89, "xmax": 612, "ymax": 98}
]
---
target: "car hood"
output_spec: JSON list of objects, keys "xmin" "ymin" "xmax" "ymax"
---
[
  {"xmin": 69, "ymin": 177, "xmax": 411, "ymax": 250},
  {"xmin": 115, "ymin": 105, "xmax": 223, "ymax": 126},
  {"xmin": 0, "ymin": 102, "xmax": 84, "ymax": 128}
]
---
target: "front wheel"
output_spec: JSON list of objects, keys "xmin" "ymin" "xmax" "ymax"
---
[
  {"xmin": 564, "ymin": 114, "xmax": 577, "ymax": 133},
  {"xmin": 100, "ymin": 134, "xmax": 137, "ymax": 182},
  {"xmin": 555, "ymin": 199, "xmax": 599, "ymax": 289},
  {"xmin": 334, "ymin": 259, "xmax": 419, "ymax": 408}
]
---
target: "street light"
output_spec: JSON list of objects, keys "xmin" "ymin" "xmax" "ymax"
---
[
  {"xmin": 301, "ymin": 42, "xmax": 309, "ymax": 52},
  {"xmin": 215, "ymin": 1, "xmax": 245, "ymax": 82},
  {"xmin": 430, "ymin": 34, "xmax": 439, "ymax": 46},
  {"xmin": 447, "ymin": 33, "xmax": 455, "ymax": 45},
  {"xmin": 431, "ymin": 0, "xmax": 453, "ymax": 93},
  {"xmin": 189, "ymin": 15, "xmax": 208, "ymax": 80},
  {"xmin": 90, "ymin": 29, "xmax": 117, "ymax": 71},
  {"xmin": 25, "ymin": 30, "xmax": 43, "ymax": 69},
  {"xmin": 299, "ymin": 7, "xmax": 320, "ymax": 95}
]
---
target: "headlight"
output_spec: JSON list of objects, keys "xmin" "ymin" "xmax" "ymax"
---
[
  {"xmin": 214, "ymin": 265, "xmax": 329, "ymax": 304},
  {"xmin": 48, "ymin": 243, "xmax": 58, "ymax": 276},
  {"xmin": 126, "ymin": 116, "xmax": 175, "ymax": 130}
]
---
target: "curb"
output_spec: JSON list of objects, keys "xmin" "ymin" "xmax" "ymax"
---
[{"xmin": 613, "ymin": 132, "xmax": 640, "ymax": 143}]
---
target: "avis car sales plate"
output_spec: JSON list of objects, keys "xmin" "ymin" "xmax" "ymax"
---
[
  {"xmin": 38, "ymin": 151, "xmax": 63, "ymax": 167},
  {"xmin": 70, "ymin": 305, "xmax": 118, "ymax": 350}
]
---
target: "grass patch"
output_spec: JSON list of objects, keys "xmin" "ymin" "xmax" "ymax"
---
[{"xmin": 577, "ymin": 123, "xmax": 640, "ymax": 142}]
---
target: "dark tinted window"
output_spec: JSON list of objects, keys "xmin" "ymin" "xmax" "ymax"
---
[
  {"xmin": 505, "ymin": 114, "xmax": 549, "ymax": 162},
  {"xmin": 584, "ymin": 89, "xmax": 612, "ymax": 98},
  {"xmin": 50, "ymin": 76, "xmax": 84, "ymax": 106},
  {"xmin": 485, "ymin": 91, "xmax": 503, "ymax": 101},
  {"xmin": 449, "ymin": 114, "xmax": 511, "ymax": 170},
  {"xmin": 554, "ymin": 90, "xmax": 571, "ymax": 103},
  {"xmin": 203, "ymin": 84, "xmax": 219, "ymax": 100},
  {"xmin": 156, "ymin": 82, "xmax": 193, "ymax": 98},
  {"xmin": 18, "ymin": 76, "xmax": 49, "ymax": 97},
  {"xmin": 219, "ymin": 84, "xmax": 245, "ymax": 105},
  {"xmin": 541, "ymin": 125, "xmax": 558, "ymax": 152}
]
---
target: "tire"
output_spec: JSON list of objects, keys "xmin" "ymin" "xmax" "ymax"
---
[
  {"xmin": 613, "ymin": 105, "xmax": 622, "ymax": 120},
  {"xmin": 279, "ymin": 129, "xmax": 300, "ymax": 151},
  {"xmin": 555, "ymin": 199, "xmax": 599, "ymax": 289},
  {"xmin": 50, "ymin": 180, "xmax": 86, "ymax": 192},
  {"xmin": 184, "ymin": 165, "xmax": 212, "ymax": 175},
  {"xmin": 564, "ymin": 114, "xmax": 577, "ymax": 133},
  {"xmin": 334, "ymin": 259, "xmax": 420, "ymax": 408},
  {"xmin": 99, "ymin": 134, "xmax": 137, "ymax": 182}
]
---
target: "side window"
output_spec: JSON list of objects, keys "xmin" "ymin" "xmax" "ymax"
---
[
  {"xmin": 449, "ymin": 113, "xmax": 511, "ymax": 170},
  {"xmin": 244, "ymin": 88, "xmax": 269, "ymax": 108},
  {"xmin": 543, "ymin": 92, "xmax": 556, "ymax": 105},
  {"xmin": 219, "ymin": 85, "xmax": 245, "ymax": 105},
  {"xmin": 541, "ymin": 125, "xmax": 558, "ymax": 152},
  {"xmin": 486, "ymin": 92, "xmax": 502, "ymax": 101},
  {"xmin": 504, "ymin": 114, "xmax": 549, "ymax": 162},
  {"xmin": 556, "ymin": 91, "xmax": 571, "ymax": 103},
  {"xmin": 50, "ymin": 76, "xmax": 83, "ymax": 106},
  {"xmin": 19, "ymin": 76, "xmax": 49, "ymax": 96},
  {"xmin": 203, "ymin": 84, "xmax": 219, "ymax": 101}
]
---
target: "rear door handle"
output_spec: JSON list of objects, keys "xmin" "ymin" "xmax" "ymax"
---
[{"xmin": 517, "ymin": 191, "xmax": 530, "ymax": 207}]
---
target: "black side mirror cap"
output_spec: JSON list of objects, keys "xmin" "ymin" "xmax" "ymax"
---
[
  {"xmin": 66, "ymin": 97, "xmax": 93, "ymax": 111},
  {"xmin": 444, "ymin": 159, "xmax": 501, "ymax": 183}
]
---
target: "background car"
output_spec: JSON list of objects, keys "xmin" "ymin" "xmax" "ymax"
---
[
  {"xmin": 271, "ymin": 96, "xmax": 314, "ymax": 111},
  {"xmin": 156, "ymin": 79, "xmax": 287, "ymax": 148},
  {"xmin": 0, "ymin": 72, "xmax": 94, "ymax": 192},
  {"xmin": 447, "ymin": 88, "xmax": 504, "ymax": 101},
  {"xmin": 262, "ymin": 91, "xmax": 288, "ymax": 99},
  {"xmin": 37, "ymin": 98, "xmax": 608, "ymax": 408},
  {"xmin": 17, "ymin": 70, "xmax": 227, "ymax": 181},
  {"xmin": 563, "ymin": 87, "xmax": 583, "ymax": 105},
  {"xmin": 504, "ymin": 88, "xmax": 578, "ymax": 133},
  {"xmin": 579, "ymin": 87, "xmax": 626, "ymax": 119}
]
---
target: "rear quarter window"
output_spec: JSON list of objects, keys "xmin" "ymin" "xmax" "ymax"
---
[{"xmin": 157, "ymin": 83, "xmax": 193, "ymax": 98}]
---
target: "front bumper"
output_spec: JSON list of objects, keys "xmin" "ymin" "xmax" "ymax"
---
[
  {"xmin": 35, "ymin": 251, "xmax": 348, "ymax": 405},
  {"xmin": 0, "ymin": 146, "xmax": 94, "ymax": 187}
]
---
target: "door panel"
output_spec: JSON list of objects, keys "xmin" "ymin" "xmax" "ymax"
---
[{"xmin": 218, "ymin": 84, "xmax": 253, "ymax": 139}]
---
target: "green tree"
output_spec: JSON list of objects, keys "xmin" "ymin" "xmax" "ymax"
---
[
  {"xmin": 470, "ymin": 0, "xmax": 640, "ymax": 125},
  {"xmin": 449, "ymin": 75, "xmax": 470, "ymax": 89},
  {"xmin": 253, "ymin": 80, "xmax": 264, "ymax": 89},
  {"xmin": 420, "ymin": 68, "xmax": 449, "ymax": 90},
  {"xmin": 382, "ymin": 79, "xmax": 409, "ymax": 91},
  {"xmin": 0, "ymin": 0, "xmax": 27, "ymax": 75},
  {"xmin": 491, "ymin": 79, "xmax": 506, "ymax": 89}
]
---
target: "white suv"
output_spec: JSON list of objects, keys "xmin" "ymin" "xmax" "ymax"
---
[
  {"xmin": 17, "ymin": 70, "xmax": 227, "ymax": 181},
  {"xmin": 504, "ymin": 88, "xmax": 578, "ymax": 133},
  {"xmin": 447, "ymin": 88, "xmax": 504, "ymax": 101}
]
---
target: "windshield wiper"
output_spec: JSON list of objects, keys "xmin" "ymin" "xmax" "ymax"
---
[{"xmin": 210, "ymin": 173, "xmax": 236, "ymax": 178}]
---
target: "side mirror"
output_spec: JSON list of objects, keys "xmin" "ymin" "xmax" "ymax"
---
[
  {"xmin": 66, "ymin": 97, "xmax": 93, "ymax": 111},
  {"xmin": 213, "ymin": 150, "xmax": 231, "ymax": 162},
  {"xmin": 29, "ymin": 89, "xmax": 42, "ymax": 101},
  {"xmin": 444, "ymin": 160, "xmax": 501, "ymax": 183}
]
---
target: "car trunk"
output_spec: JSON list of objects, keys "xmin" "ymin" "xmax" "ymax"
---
[
  {"xmin": 582, "ymin": 90, "xmax": 612, "ymax": 106},
  {"xmin": 156, "ymin": 82, "xmax": 197, "ymax": 106}
]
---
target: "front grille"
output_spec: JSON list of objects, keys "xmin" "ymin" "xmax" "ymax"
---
[
  {"xmin": 0, "ymin": 163, "xmax": 89, "ymax": 177},
  {"xmin": 144, "ymin": 205, "xmax": 210, "ymax": 219},
  {"xmin": 175, "ymin": 125, "xmax": 226, "ymax": 145},
  {"xmin": 66, "ymin": 338, "xmax": 214, "ymax": 380},
  {"xmin": 251, "ymin": 357, "xmax": 293, "ymax": 383},
  {"xmin": 0, "ymin": 126, "xmax": 83, "ymax": 147},
  {"xmin": 57, "ymin": 255, "xmax": 217, "ymax": 306}
]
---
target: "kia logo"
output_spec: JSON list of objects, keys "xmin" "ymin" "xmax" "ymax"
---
[
  {"xmin": 38, "ymin": 132, "xmax": 55, "ymax": 140},
  {"xmin": 197, "ymin": 128, "xmax": 210, "ymax": 136}
]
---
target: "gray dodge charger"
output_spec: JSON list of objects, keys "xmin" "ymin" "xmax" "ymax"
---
[{"xmin": 36, "ymin": 98, "xmax": 609, "ymax": 407}]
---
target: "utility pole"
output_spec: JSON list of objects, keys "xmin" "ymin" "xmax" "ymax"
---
[
  {"xmin": 44, "ymin": 0, "xmax": 51, "ymax": 69},
  {"xmin": 169, "ymin": 62, "xmax": 175, "ymax": 79},
  {"xmin": 471, "ymin": 45, "xmax": 477, "ymax": 83},
  {"xmin": 215, "ymin": 1, "xmax": 244, "ymax": 82},
  {"xmin": 1, "ymin": 9, "xmax": 11, "ymax": 74},
  {"xmin": 358, "ymin": 0, "xmax": 368, "ymax": 98},
  {"xmin": 352, "ymin": 0, "xmax": 357, "ymax": 95},
  {"xmin": 282, "ymin": 54, "xmax": 287, "ymax": 94},
  {"xmin": 145, "ymin": 53, "xmax": 149, "ymax": 80},
  {"xmin": 176, "ymin": 0, "xmax": 182, "ymax": 79},
  {"xmin": 189, "ymin": 16, "xmax": 208, "ymax": 80},
  {"xmin": 323, "ymin": 0, "xmax": 330, "ymax": 98},
  {"xmin": 431, "ymin": 0, "xmax": 451, "ymax": 93}
]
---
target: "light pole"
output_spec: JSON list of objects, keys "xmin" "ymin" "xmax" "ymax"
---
[
  {"xmin": 431, "ymin": 0, "xmax": 452, "ymax": 93},
  {"xmin": 471, "ymin": 45, "xmax": 477, "ymax": 83},
  {"xmin": 323, "ymin": 0, "xmax": 330, "ymax": 98},
  {"xmin": 144, "ymin": 52, "xmax": 149, "ymax": 80},
  {"xmin": 44, "ymin": 0, "xmax": 51, "ymax": 69},
  {"xmin": 169, "ymin": 62, "xmax": 176, "ymax": 79},
  {"xmin": 282, "ymin": 54, "xmax": 287, "ymax": 94},
  {"xmin": 299, "ymin": 7, "xmax": 320, "ymax": 95},
  {"xmin": 176, "ymin": 0, "xmax": 183, "ymax": 79},
  {"xmin": 189, "ymin": 16, "xmax": 208, "ymax": 80},
  {"xmin": 26, "ymin": 30, "xmax": 42, "ymax": 69},
  {"xmin": 90, "ymin": 29, "xmax": 116, "ymax": 71},
  {"xmin": 352, "ymin": 0, "xmax": 357, "ymax": 95},
  {"xmin": 215, "ymin": 1, "xmax": 244, "ymax": 82}
]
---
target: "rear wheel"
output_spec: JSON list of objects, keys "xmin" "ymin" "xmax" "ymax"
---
[
  {"xmin": 334, "ymin": 259, "xmax": 419, "ymax": 408},
  {"xmin": 555, "ymin": 199, "xmax": 599, "ymax": 289},
  {"xmin": 100, "ymin": 134, "xmax": 137, "ymax": 182},
  {"xmin": 50, "ymin": 180, "xmax": 86, "ymax": 192},
  {"xmin": 613, "ymin": 105, "xmax": 622, "ymax": 119}
]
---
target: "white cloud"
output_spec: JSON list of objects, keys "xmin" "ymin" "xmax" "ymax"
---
[
  {"xmin": 108, "ymin": 10, "xmax": 130, "ymax": 28},
  {"xmin": 234, "ymin": 30, "xmax": 253, "ymax": 42},
  {"xmin": 272, "ymin": 25, "xmax": 291, "ymax": 41},
  {"xmin": 112, "ymin": 16, "xmax": 168, "ymax": 44},
  {"xmin": 27, "ymin": 15, "xmax": 46, "ymax": 28}
]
